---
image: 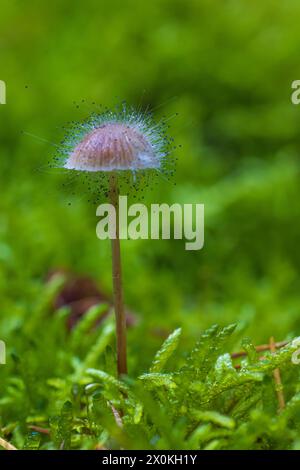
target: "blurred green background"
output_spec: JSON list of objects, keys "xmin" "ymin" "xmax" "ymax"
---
[{"xmin": 1, "ymin": 0, "xmax": 300, "ymax": 374}]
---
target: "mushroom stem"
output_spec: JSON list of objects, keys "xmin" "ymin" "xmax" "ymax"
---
[{"xmin": 109, "ymin": 173, "xmax": 127, "ymax": 377}]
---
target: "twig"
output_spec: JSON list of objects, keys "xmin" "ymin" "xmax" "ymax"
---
[
  {"xmin": 28, "ymin": 425, "xmax": 50, "ymax": 435},
  {"xmin": 231, "ymin": 340, "xmax": 288, "ymax": 359},
  {"xmin": 0, "ymin": 437, "xmax": 17, "ymax": 450},
  {"xmin": 269, "ymin": 336, "xmax": 285, "ymax": 412},
  {"xmin": 110, "ymin": 403, "xmax": 123, "ymax": 428},
  {"xmin": 234, "ymin": 355, "xmax": 267, "ymax": 369}
]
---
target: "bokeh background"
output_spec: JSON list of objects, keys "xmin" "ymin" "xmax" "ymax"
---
[{"xmin": 1, "ymin": 0, "xmax": 300, "ymax": 381}]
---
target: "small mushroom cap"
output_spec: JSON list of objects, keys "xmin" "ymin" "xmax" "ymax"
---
[{"xmin": 64, "ymin": 122, "xmax": 160, "ymax": 172}]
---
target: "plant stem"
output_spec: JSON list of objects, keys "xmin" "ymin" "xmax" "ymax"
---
[
  {"xmin": 109, "ymin": 173, "xmax": 127, "ymax": 377},
  {"xmin": 269, "ymin": 336, "xmax": 285, "ymax": 413}
]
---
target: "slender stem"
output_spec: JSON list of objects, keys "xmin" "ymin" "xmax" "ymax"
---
[
  {"xmin": 269, "ymin": 336, "xmax": 285, "ymax": 413},
  {"xmin": 109, "ymin": 173, "xmax": 127, "ymax": 377}
]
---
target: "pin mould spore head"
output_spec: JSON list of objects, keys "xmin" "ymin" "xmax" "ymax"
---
[
  {"xmin": 54, "ymin": 104, "xmax": 176, "ymax": 179},
  {"xmin": 65, "ymin": 122, "xmax": 160, "ymax": 172}
]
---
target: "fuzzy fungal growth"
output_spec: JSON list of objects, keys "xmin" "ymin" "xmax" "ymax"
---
[
  {"xmin": 54, "ymin": 104, "xmax": 177, "ymax": 377},
  {"xmin": 54, "ymin": 104, "xmax": 175, "ymax": 176}
]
